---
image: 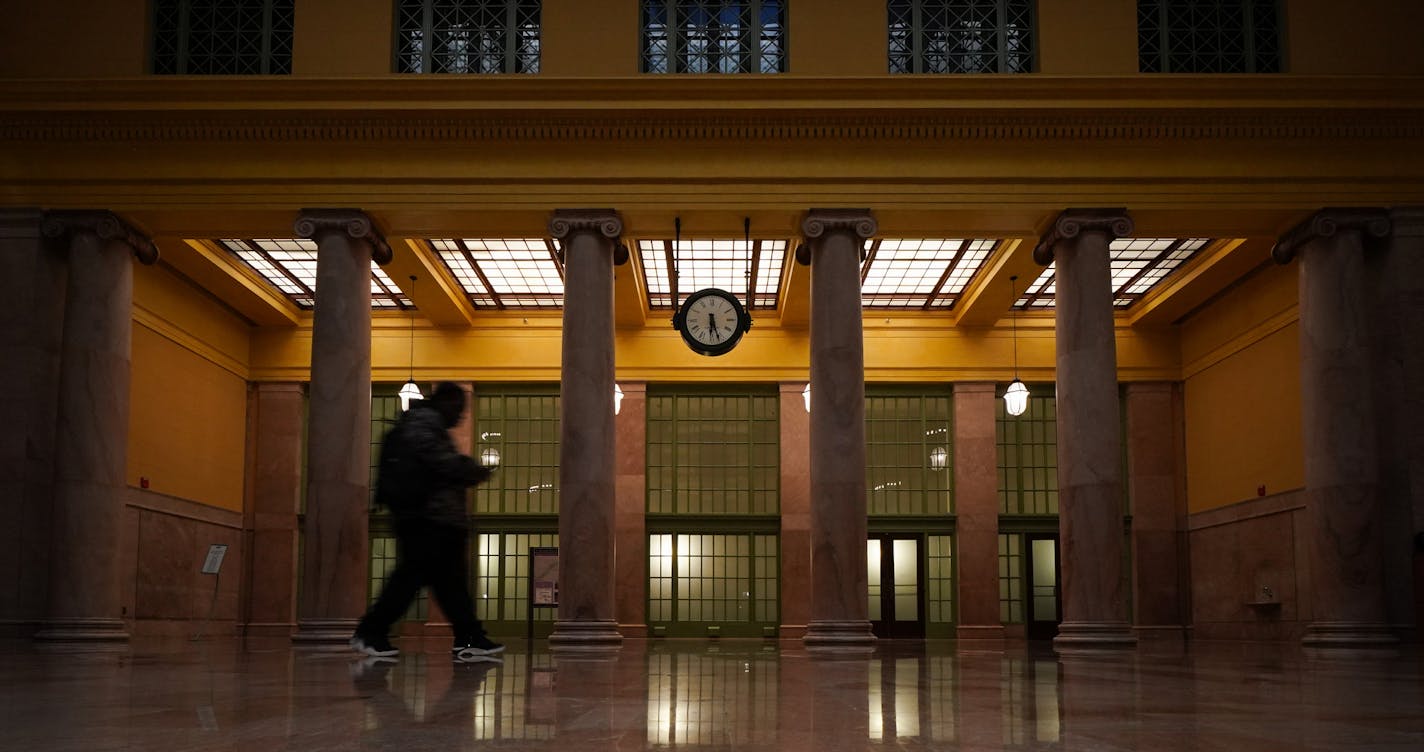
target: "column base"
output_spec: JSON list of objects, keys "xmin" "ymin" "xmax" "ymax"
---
[
  {"xmin": 549, "ymin": 620, "xmax": 623, "ymax": 652},
  {"xmin": 33, "ymin": 617, "xmax": 129, "ymax": 643},
  {"xmin": 955, "ymin": 624, "xmax": 1006, "ymax": 648},
  {"xmin": 1052, "ymin": 621, "xmax": 1137, "ymax": 653},
  {"xmin": 1302, "ymin": 621, "xmax": 1398, "ymax": 649},
  {"xmin": 292, "ymin": 618, "xmax": 359, "ymax": 650},
  {"xmin": 803, "ymin": 620, "xmax": 876, "ymax": 652}
]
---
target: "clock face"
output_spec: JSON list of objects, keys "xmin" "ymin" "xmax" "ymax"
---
[{"xmin": 675, "ymin": 288, "xmax": 750, "ymax": 356}]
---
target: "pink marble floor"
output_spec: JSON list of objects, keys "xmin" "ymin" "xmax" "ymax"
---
[{"xmin": 1, "ymin": 638, "xmax": 1421, "ymax": 751}]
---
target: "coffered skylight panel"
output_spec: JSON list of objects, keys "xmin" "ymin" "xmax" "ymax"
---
[
  {"xmin": 1011, "ymin": 238, "xmax": 1213, "ymax": 309},
  {"xmin": 638, "ymin": 238, "xmax": 785, "ymax": 309},
  {"xmin": 859, "ymin": 238, "xmax": 997, "ymax": 308},
  {"xmin": 431, "ymin": 238, "xmax": 564, "ymax": 309},
  {"xmin": 222, "ymin": 238, "xmax": 410, "ymax": 310}
]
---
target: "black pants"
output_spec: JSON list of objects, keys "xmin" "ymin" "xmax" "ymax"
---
[{"xmin": 357, "ymin": 518, "xmax": 484, "ymax": 642}]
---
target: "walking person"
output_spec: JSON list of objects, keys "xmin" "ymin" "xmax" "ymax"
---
[{"xmin": 351, "ymin": 381, "xmax": 505, "ymax": 662}]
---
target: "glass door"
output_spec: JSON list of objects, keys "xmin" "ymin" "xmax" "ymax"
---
[
  {"xmin": 868, "ymin": 535, "xmax": 925, "ymax": 638},
  {"xmin": 1024, "ymin": 534, "xmax": 1060, "ymax": 640}
]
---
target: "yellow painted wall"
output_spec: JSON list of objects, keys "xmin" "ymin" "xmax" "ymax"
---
[
  {"xmin": 1286, "ymin": 0, "xmax": 1424, "ymax": 74},
  {"xmin": 1037, "ymin": 0, "xmax": 1137, "ymax": 74},
  {"xmin": 128, "ymin": 264, "xmax": 251, "ymax": 512},
  {"xmin": 789, "ymin": 0, "xmax": 884, "ymax": 75},
  {"xmin": 543, "ymin": 0, "xmax": 641, "ymax": 75},
  {"xmin": 1181, "ymin": 263, "xmax": 1303, "ymax": 513},
  {"xmin": 294, "ymin": 0, "xmax": 393, "ymax": 76},
  {"xmin": 0, "ymin": 0, "xmax": 147, "ymax": 77}
]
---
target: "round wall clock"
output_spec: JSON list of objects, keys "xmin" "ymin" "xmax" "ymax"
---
[{"xmin": 673, "ymin": 287, "xmax": 752, "ymax": 357}]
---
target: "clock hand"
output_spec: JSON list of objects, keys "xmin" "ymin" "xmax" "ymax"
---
[{"xmin": 707, "ymin": 312, "xmax": 719, "ymax": 341}]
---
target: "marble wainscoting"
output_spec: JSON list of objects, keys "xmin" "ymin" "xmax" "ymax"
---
[
  {"xmin": 120, "ymin": 488, "xmax": 245, "ymax": 638},
  {"xmin": 1187, "ymin": 490, "xmax": 1309, "ymax": 641}
]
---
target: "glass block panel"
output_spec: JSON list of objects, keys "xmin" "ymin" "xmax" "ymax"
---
[
  {"xmin": 889, "ymin": 1, "xmax": 1035, "ymax": 74},
  {"xmin": 647, "ymin": 391, "xmax": 779, "ymax": 516},
  {"xmin": 473, "ymin": 389, "xmax": 561, "ymax": 515},
  {"xmin": 866, "ymin": 391, "xmax": 953, "ymax": 516},
  {"xmin": 640, "ymin": 1, "xmax": 785, "ymax": 74},
  {"xmin": 1137, "ymin": 0, "xmax": 1280, "ymax": 73},
  {"xmin": 151, "ymin": 0, "xmax": 294, "ymax": 75},
  {"xmin": 396, "ymin": 1, "xmax": 541, "ymax": 74},
  {"xmin": 997, "ymin": 390, "xmax": 1057, "ymax": 515}
]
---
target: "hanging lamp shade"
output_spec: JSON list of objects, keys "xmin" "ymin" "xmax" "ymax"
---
[
  {"xmin": 929, "ymin": 446, "xmax": 948, "ymax": 471},
  {"xmin": 1004, "ymin": 378, "xmax": 1029, "ymax": 417},
  {"xmin": 802, "ymin": 383, "xmax": 811, "ymax": 413},
  {"xmin": 398, "ymin": 379, "xmax": 423, "ymax": 411},
  {"xmin": 614, "ymin": 383, "xmax": 625, "ymax": 415}
]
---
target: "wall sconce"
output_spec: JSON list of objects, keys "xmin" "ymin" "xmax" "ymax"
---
[
  {"xmin": 929, "ymin": 446, "xmax": 948, "ymax": 471},
  {"xmin": 614, "ymin": 383, "xmax": 625, "ymax": 415},
  {"xmin": 802, "ymin": 382, "xmax": 811, "ymax": 413},
  {"xmin": 480, "ymin": 447, "xmax": 501, "ymax": 467}
]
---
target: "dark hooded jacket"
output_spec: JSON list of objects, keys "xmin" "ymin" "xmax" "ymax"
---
[{"xmin": 375, "ymin": 400, "xmax": 491, "ymax": 529}]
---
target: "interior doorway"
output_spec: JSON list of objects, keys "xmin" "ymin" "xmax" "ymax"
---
[
  {"xmin": 868, "ymin": 534, "xmax": 925, "ymax": 638},
  {"xmin": 1024, "ymin": 534, "xmax": 1061, "ymax": 640}
]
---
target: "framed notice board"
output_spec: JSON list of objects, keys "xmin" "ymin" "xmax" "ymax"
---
[{"xmin": 528, "ymin": 546, "xmax": 559, "ymax": 641}]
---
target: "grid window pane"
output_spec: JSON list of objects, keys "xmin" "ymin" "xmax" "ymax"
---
[
  {"xmin": 639, "ymin": 238, "xmax": 787, "ymax": 310},
  {"xmin": 1137, "ymin": 0, "xmax": 1280, "ymax": 73},
  {"xmin": 997, "ymin": 390, "xmax": 1057, "ymax": 515},
  {"xmin": 432, "ymin": 238, "xmax": 564, "ymax": 308},
  {"xmin": 472, "ymin": 532, "xmax": 559, "ymax": 625},
  {"xmin": 222, "ymin": 238, "xmax": 412, "ymax": 310},
  {"xmin": 888, "ymin": 1, "xmax": 1035, "ymax": 74},
  {"xmin": 998, "ymin": 533, "xmax": 1023, "ymax": 623},
  {"xmin": 927, "ymin": 535, "xmax": 954, "ymax": 624},
  {"xmin": 647, "ymin": 532, "xmax": 779, "ymax": 631},
  {"xmin": 1014, "ymin": 238, "xmax": 1214, "ymax": 309},
  {"xmin": 647, "ymin": 392, "xmax": 779, "ymax": 515},
  {"xmin": 396, "ymin": 1, "xmax": 542, "ymax": 74},
  {"xmin": 641, "ymin": 1, "xmax": 786, "ymax": 74},
  {"xmin": 866, "ymin": 392, "xmax": 953, "ymax": 515},
  {"xmin": 861, "ymin": 239, "xmax": 998, "ymax": 309},
  {"xmin": 474, "ymin": 390, "xmax": 560, "ymax": 515},
  {"xmin": 151, "ymin": 0, "xmax": 294, "ymax": 75}
]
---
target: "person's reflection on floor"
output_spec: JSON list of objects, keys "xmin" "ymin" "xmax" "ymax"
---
[{"xmin": 352, "ymin": 654, "xmax": 501, "ymax": 750}]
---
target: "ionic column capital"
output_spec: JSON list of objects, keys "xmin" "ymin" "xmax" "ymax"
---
[
  {"xmin": 293, "ymin": 209, "xmax": 392, "ymax": 264},
  {"xmin": 1271, "ymin": 208, "xmax": 1390, "ymax": 264},
  {"xmin": 41, "ymin": 210, "xmax": 157, "ymax": 265},
  {"xmin": 548, "ymin": 209, "xmax": 628, "ymax": 265},
  {"xmin": 795, "ymin": 209, "xmax": 876, "ymax": 265},
  {"xmin": 1033, "ymin": 208, "xmax": 1133, "ymax": 265}
]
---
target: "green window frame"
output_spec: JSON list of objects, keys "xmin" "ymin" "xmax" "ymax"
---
[
  {"xmin": 647, "ymin": 390, "xmax": 779, "ymax": 516},
  {"xmin": 473, "ymin": 387, "xmax": 560, "ymax": 516},
  {"xmin": 997, "ymin": 387, "xmax": 1057, "ymax": 515},
  {"xmin": 473, "ymin": 531, "xmax": 560, "ymax": 632},
  {"xmin": 647, "ymin": 532, "xmax": 779, "ymax": 637},
  {"xmin": 866, "ymin": 388, "xmax": 954, "ymax": 516},
  {"xmin": 998, "ymin": 532, "xmax": 1024, "ymax": 623}
]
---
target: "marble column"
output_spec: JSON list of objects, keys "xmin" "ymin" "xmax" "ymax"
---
[
  {"xmin": 1033, "ymin": 209, "xmax": 1136, "ymax": 650},
  {"xmin": 614, "ymin": 382, "xmax": 648, "ymax": 636},
  {"xmin": 1272, "ymin": 208, "xmax": 1395, "ymax": 647},
  {"xmin": 797, "ymin": 209, "xmax": 876, "ymax": 648},
  {"xmin": 292, "ymin": 209, "xmax": 391, "ymax": 646},
  {"xmin": 1124, "ymin": 382, "xmax": 1188, "ymax": 643},
  {"xmin": 779, "ymin": 381, "xmax": 812, "ymax": 638},
  {"xmin": 35, "ymin": 211, "xmax": 158, "ymax": 642},
  {"xmin": 0, "ymin": 210, "xmax": 65, "ymax": 637},
  {"xmin": 243, "ymin": 383, "xmax": 304, "ymax": 638},
  {"xmin": 953, "ymin": 383, "xmax": 1004, "ymax": 642},
  {"xmin": 1370, "ymin": 208, "xmax": 1424, "ymax": 638},
  {"xmin": 548, "ymin": 209, "xmax": 626, "ymax": 650}
]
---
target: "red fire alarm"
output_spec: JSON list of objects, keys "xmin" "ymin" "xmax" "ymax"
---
[
  {"xmin": 140, "ymin": 477, "xmax": 150, "ymax": 489},
  {"xmin": 1257, "ymin": 484, "xmax": 1266, "ymax": 497}
]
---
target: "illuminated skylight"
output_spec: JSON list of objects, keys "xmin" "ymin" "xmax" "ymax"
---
[
  {"xmin": 430, "ymin": 238, "xmax": 564, "ymax": 309},
  {"xmin": 860, "ymin": 238, "xmax": 999, "ymax": 308},
  {"xmin": 221, "ymin": 238, "xmax": 411, "ymax": 310},
  {"xmin": 639, "ymin": 238, "xmax": 787, "ymax": 309},
  {"xmin": 1016, "ymin": 238, "xmax": 1212, "ymax": 309}
]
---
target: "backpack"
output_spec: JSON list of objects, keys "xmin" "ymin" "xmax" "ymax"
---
[{"xmin": 373, "ymin": 418, "xmax": 429, "ymax": 512}]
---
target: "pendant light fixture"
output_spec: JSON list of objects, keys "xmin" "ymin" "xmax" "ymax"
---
[
  {"xmin": 1004, "ymin": 274, "xmax": 1029, "ymax": 417},
  {"xmin": 398, "ymin": 274, "xmax": 423, "ymax": 411}
]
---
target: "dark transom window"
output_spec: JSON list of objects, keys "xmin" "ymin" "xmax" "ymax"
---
[
  {"xmin": 641, "ymin": 1, "xmax": 787, "ymax": 74},
  {"xmin": 396, "ymin": 0, "xmax": 542, "ymax": 73},
  {"xmin": 152, "ymin": 0, "xmax": 294, "ymax": 74},
  {"xmin": 1138, "ymin": 0, "xmax": 1281, "ymax": 73},
  {"xmin": 888, "ymin": 0, "xmax": 1035, "ymax": 74}
]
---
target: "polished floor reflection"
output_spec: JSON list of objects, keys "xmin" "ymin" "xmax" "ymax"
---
[{"xmin": 2, "ymin": 638, "xmax": 1422, "ymax": 750}]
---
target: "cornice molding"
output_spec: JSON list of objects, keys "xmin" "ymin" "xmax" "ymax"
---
[
  {"xmin": 41, "ymin": 210, "xmax": 158, "ymax": 264},
  {"xmin": 293, "ymin": 209, "xmax": 393, "ymax": 264},
  {"xmin": 1033, "ymin": 209, "xmax": 1133, "ymax": 265},
  {"xmin": 1270, "ymin": 208, "xmax": 1391, "ymax": 264}
]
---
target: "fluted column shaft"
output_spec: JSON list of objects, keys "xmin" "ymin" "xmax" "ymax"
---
[
  {"xmin": 37, "ymin": 211, "xmax": 157, "ymax": 642},
  {"xmin": 0, "ymin": 210, "xmax": 64, "ymax": 636},
  {"xmin": 1273, "ymin": 208, "xmax": 1395, "ymax": 647},
  {"xmin": 1034, "ymin": 209, "xmax": 1135, "ymax": 649},
  {"xmin": 294, "ymin": 209, "xmax": 390, "ymax": 645},
  {"xmin": 952, "ymin": 383, "xmax": 1004, "ymax": 641},
  {"xmin": 799, "ymin": 209, "xmax": 876, "ymax": 648},
  {"xmin": 549, "ymin": 209, "xmax": 624, "ymax": 650}
]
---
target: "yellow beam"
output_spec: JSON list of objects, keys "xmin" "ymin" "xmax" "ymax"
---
[
  {"xmin": 778, "ymin": 243, "xmax": 810, "ymax": 327},
  {"xmin": 1127, "ymin": 237, "xmax": 1272, "ymax": 327},
  {"xmin": 614, "ymin": 240, "xmax": 649, "ymax": 328},
  {"xmin": 162, "ymin": 238, "xmax": 299, "ymax": 327},
  {"xmin": 952, "ymin": 237, "xmax": 1040, "ymax": 328},
  {"xmin": 383, "ymin": 238, "xmax": 478, "ymax": 327}
]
